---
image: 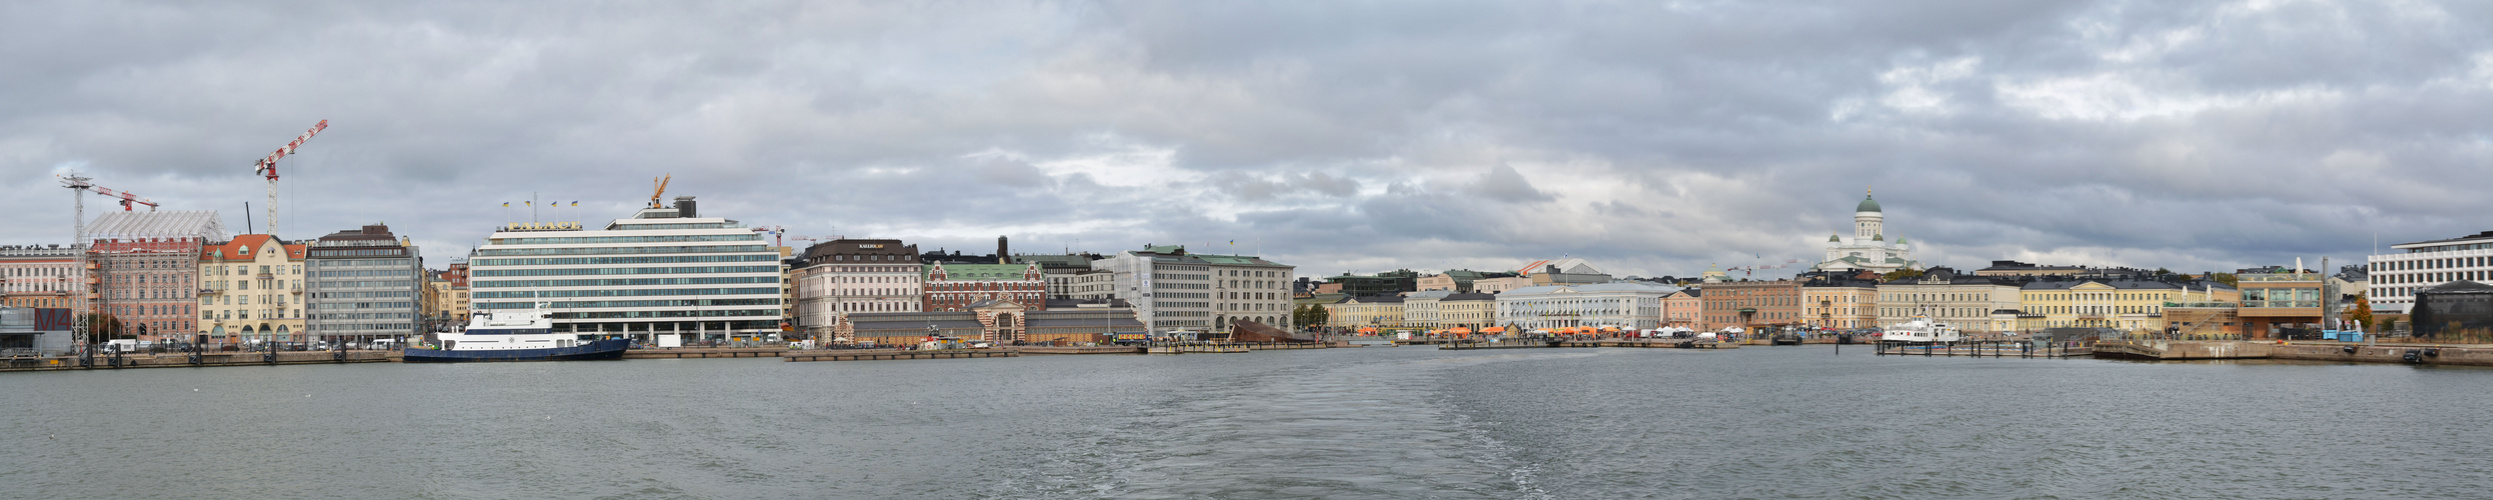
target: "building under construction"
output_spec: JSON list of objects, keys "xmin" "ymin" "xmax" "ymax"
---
[{"xmin": 84, "ymin": 211, "xmax": 226, "ymax": 341}]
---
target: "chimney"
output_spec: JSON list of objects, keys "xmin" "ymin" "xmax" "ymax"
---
[{"xmin": 997, "ymin": 236, "xmax": 1009, "ymax": 264}]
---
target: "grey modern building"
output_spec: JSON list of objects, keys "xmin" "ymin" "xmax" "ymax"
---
[
  {"xmin": 305, "ymin": 224, "xmax": 422, "ymax": 342},
  {"xmin": 1092, "ymin": 244, "xmax": 1294, "ymax": 333}
]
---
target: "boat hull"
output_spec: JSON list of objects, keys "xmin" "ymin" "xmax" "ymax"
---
[{"xmin": 401, "ymin": 339, "xmax": 631, "ymax": 363}]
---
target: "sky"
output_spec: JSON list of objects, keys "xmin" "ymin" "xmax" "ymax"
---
[{"xmin": 5, "ymin": 0, "xmax": 2489, "ymax": 280}]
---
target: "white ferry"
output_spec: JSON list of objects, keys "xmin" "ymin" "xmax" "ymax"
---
[
  {"xmin": 401, "ymin": 307, "xmax": 630, "ymax": 362},
  {"xmin": 1880, "ymin": 316, "xmax": 1962, "ymax": 344}
]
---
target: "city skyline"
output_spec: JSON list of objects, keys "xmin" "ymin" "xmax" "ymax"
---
[{"xmin": 5, "ymin": 1, "xmax": 2489, "ymax": 279}]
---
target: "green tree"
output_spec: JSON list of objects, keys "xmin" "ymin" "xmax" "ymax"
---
[
  {"xmin": 81, "ymin": 313, "xmax": 125, "ymax": 341},
  {"xmin": 1309, "ymin": 304, "xmax": 1331, "ymax": 326},
  {"xmin": 1881, "ymin": 268, "xmax": 1924, "ymax": 281},
  {"xmin": 2208, "ymin": 272, "xmax": 2239, "ymax": 287},
  {"xmin": 2154, "ymin": 267, "xmax": 2173, "ymax": 276},
  {"xmin": 2346, "ymin": 294, "xmax": 2375, "ymax": 331}
]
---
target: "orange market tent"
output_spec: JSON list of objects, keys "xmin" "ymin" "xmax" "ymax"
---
[
  {"xmin": 1357, "ymin": 327, "xmax": 1379, "ymax": 333},
  {"xmin": 1449, "ymin": 327, "xmax": 1473, "ymax": 334},
  {"xmin": 1481, "ymin": 327, "xmax": 1505, "ymax": 333}
]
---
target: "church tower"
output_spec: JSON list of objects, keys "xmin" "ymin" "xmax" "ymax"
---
[{"xmin": 1854, "ymin": 190, "xmax": 1883, "ymax": 240}]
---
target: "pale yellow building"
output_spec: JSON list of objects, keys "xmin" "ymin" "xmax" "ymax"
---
[
  {"xmin": 1438, "ymin": 293, "xmax": 1497, "ymax": 331},
  {"xmin": 197, "ymin": 235, "xmax": 307, "ymax": 343},
  {"xmin": 2018, "ymin": 279, "xmax": 2239, "ymax": 332},
  {"xmin": 1325, "ymin": 294, "xmax": 1407, "ymax": 330},
  {"xmin": 1802, "ymin": 284, "xmax": 1878, "ymax": 329}
]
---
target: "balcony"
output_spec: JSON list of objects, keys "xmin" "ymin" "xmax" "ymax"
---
[
  {"xmin": 2238, "ymin": 273, "xmax": 2319, "ymax": 282},
  {"xmin": 2163, "ymin": 301, "xmax": 2236, "ymax": 309}
]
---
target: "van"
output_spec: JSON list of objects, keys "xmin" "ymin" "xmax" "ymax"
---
[{"xmin": 104, "ymin": 339, "xmax": 140, "ymax": 353}]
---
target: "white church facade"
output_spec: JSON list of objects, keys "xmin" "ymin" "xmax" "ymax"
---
[{"xmin": 1811, "ymin": 191, "xmax": 1921, "ymax": 273}]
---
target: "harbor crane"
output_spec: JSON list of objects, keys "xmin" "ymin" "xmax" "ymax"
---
[
  {"xmin": 648, "ymin": 173, "xmax": 672, "ymax": 208},
  {"xmin": 250, "ymin": 120, "xmax": 328, "ymax": 235},
  {"xmin": 57, "ymin": 173, "xmax": 157, "ymax": 357}
]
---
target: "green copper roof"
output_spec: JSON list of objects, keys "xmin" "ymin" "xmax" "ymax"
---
[
  {"xmin": 1857, "ymin": 194, "xmax": 1882, "ymax": 213},
  {"xmin": 925, "ymin": 263, "xmax": 1032, "ymax": 280}
]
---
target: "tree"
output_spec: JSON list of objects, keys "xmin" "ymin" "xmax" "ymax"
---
[
  {"xmin": 1308, "ymin": 304, "xmax": 1330, "ymax": 326},
  {"xmin": 2154, "ymin": 267, "xmax": 2173, "ymax": 276},
  {"xmin": 2346, "ymin": 294, "xmax": 2375, "ymax": 331},
  {"xmin": 1881, "ymin": 268, "xmax": 1924, "ymax": 281},
  {"xmin": 2204, "ymin": 272, "xmax": 2239, "ymax": 287},
  {"xmin": 81, "ymin": 313, "xmax": 125, "ymax": 341}
]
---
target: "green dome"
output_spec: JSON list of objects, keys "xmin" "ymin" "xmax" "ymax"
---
[{"xmin": 1856, "ymin": 194, "xmax": 1882, "ymax": 213}]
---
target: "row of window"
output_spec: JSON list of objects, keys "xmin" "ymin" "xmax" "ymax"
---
[
  {"xmin": 473, "ymin": 276, "xmax": 777, "ymax": 288},
  {"xmin": 316, "ymin": 270, "xmax": 412, "ymax": 278},
  {"xmin": 474, "ymin": 265, "xmax": 779, "ymax": 277},
  {"xmin": 315, "ymin": 259, "xmax": 415, "ymax": 267},
  {"xmin": 491, "ymin": 234, "xmax": 761, "ymax": 245},
  {"xmin": 474, "ymin": 287, "xmax": 780, "ymax": 299},
  {"xmin": 310, "ymin": 302, "xmax": 416, "ymax": 310},
  {"xmin": 315, "ymin": 280, "xmax": 414, "ymax": 288},
  {"xmin": 471, "ymin": 298, "xmax": 780, "ymax": 309},
  {"xmin": 477, "ymin": 245, "xmax": 768, "ymax": 256},
  {"xmin": 473, "ymin": 254, "xmax": 778, "ymax": 266}
]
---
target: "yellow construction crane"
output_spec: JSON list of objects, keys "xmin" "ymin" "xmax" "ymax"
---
[{"xmin": 648, "ymin": 174, "xmax": 671, "ymax": 208}]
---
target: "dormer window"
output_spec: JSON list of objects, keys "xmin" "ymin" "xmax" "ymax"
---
[{"xmin": 239, "ymin": 245, "xmax": 252, "ymax": 256}]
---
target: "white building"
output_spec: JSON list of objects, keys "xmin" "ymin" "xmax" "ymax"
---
[
  {"xmin": 1402, "ymin": 290, "xmax": 1453, "ymax": 329},
  {"xmin": 468, "ymin": 198, "xmax": 782, "ymax": 341},
  {"xmin": 1093, "ymin": 245, "xmax": 1294, "ymax": 333},
  {"xmin": 1811, "ymin": 191, "xmax": 1920, "ymax": 273},
  {"xmin": 0, "ymin": 245, "xmax": 82, "ymax": 310},
  {"xmin": 794, "ymin": 238, "xmax": 925, "ymax": 341},
  {"xmin": 1494, "ymin": 282, "xmax": 1680, "ymax": 331},
  {"xmin": 2367, "ymin": 230, "xmax": 2493, "ymax": 314}
]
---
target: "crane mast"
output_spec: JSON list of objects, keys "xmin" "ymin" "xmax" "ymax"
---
[
  {"xmin": 57, "ymin": 174, "xmax": 156, "ymax": 357},
  {"xmin": 251, "ymin": 120, "xmax": 327, "ymax": 235}
]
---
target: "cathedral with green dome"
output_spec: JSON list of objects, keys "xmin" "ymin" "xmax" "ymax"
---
[{"xmin": 1811, "ymin": 189, "xmax": 1921, "ymax": 273}]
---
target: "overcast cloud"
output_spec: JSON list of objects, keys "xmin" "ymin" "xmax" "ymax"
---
[{"xmin": 6, "ymin": 0, "xmax": 2489, "ymax": 279}]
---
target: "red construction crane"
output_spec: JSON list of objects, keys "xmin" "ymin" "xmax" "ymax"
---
[{"xmin": 250, "ymin": 119, "xmax": 327, "ymax": 235}]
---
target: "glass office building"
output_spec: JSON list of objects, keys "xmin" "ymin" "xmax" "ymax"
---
[{"xmin": 467, "ymin": 197, "xmax": 782, "ymax": 341}]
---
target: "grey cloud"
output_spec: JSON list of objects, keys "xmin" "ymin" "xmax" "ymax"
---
[{"xmin": 1, "ymin": 0, "xmax": 2488, "ymax": 280}]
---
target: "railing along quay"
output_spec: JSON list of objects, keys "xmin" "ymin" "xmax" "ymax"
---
[{"xmin": 1872, "ymin": 340, "xmax": 2089, "ymax": 358}]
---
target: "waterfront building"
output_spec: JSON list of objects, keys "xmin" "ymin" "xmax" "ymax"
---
[
  {"xmin": 1402, "ymin": 290, "xmax": 1453, "ymax": 329},
  {"xmin": 1663, "ymin": 288, "xmax": 1701, "ymax": 328},
  {"xmin": 1495, "ymin": 282, "xmax": 1676, "ymax": 331},
  {"xmin": 443, "ymin": 263, "xmax": 471, "ymax": 324},
  {"xmin": 422, "ymin": 270, "xmax": 451, "ymax": 329},
  {"xmin": 1698, "ymin": 280, "xmax": 1801, "ymax": 330},
  {"xmin": 1016, "ymin": 253, "xmax": 1116, "ymax": 301},
  {"xmin": 923, "ymin": 262, "xmax": 1046, "ymax": 312},
  {"xmin": 2366, "ymin": 230, "xmax": 2493, "ymax": 315},
  {"xmin": 1801, "ymin": 278, "xmax": 1878, "ymax": 329},
  {"xmin": 2410, "ymin": 281, "xmax": 2493, "ymax": 339},
  {"xmin": 1324, "ymin": 270, "xmax": 1419, "ymax": 298},
  {"xmin": 1471, "ymin": 276, "xmax": 1532, "ymax": 295},
  {"xmin": 1438, "ymin": 292, "xmax": 1496, "ymax": 331},
  {"xmin": 795, "ymin": 238, "xmax": 924, "ymax": 342},
  {"xmin": 1025, "ymin": 302, "xmax": 1146, "ymax": 343},
  {"xmin": 1417, "ymin": 269, "xmax": 1513, "ymax": 293},
  {"xmin": 2235, "ymin": 266, "xmax": 2327, "ymax": 339},
  {"xmin": 1092, "ymin": 245, "xmax": 1294, "ymax": 333},
  {"xmin": 1809, "ymin": 191, "xmax": 1920, "ymax": 273},
  {"xmin": 1973, "ymin": 260, "xmax": 2091, "ymax": 277},
  {"xmin": 1517, "ymin": 258, "xmax": 1611, "ymax": 286},
  {"xmin": 197, "ymin": 234, "xmax": 307, "ymax": 343},
  {"xmin": 86, "ymin": 211, "xmax": 224, "ymax": 341},
  {"xmin": 470, "ymin": 198, "xmax": 781, "ymax": 342},
  {"xmin": 0, "ymin": 245, "xmax": 82, "ymax": 309},
  {"xmin": 0, "ymin": 307, "xmax": 73, "ymax": 355},
  {"xmin": 305, "ymin": 224, "xmax": 423, "ymax": 343},
  {"xmin": 1326, "ymin": 294, "xmax": 1405, "ymax": 330},
  {"xmin": 1874, "ymin": 267, "xmax": 2022, "ymax": 333},
  {"xmin": 2016, "ymin": 278, "xmax": 2236, "ymax": 333}
]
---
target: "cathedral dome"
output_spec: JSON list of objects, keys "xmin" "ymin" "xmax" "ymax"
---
[{"xmin": 1856, "ymin": 194, "xmax": 1881, "ymax": 213}]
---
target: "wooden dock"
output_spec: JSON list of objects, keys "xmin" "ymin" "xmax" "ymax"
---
[
  {"xmin": 1146, "ymin": 345, "xmax": 1248, "ymax": 354},
  {"xmin": 782, "ymin": 349, "xmax": 1019, "ymax": 362},
  {"xmin": 1016, "ymin": 346, "xmax": 1145, "ymax": 355}
]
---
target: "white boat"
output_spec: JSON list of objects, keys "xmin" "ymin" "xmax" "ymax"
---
[
  {"xmin": 402, "ymin": 307, "xmax": 630, "ymax": 362},
  {"xmin": 1880, "ymin": 316, "xmax": 1961, "ymax": 344}
]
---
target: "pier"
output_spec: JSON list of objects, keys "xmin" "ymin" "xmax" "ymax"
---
[
  {"xmin": 2093, "ymin": 340, "xmax": 2493, "ymax": 366},
  {"xmin": 0, "ymin": 350, "xmax": 397, "ymax": 372},
  {"xmin": 782, "ymin": 349, "xmax": 1019, "ymax": 362},
  {"xmin": 624, "ymin": 347, "xmax": 787, "ymax": 359},
  {"xmin": 1873, "ymin": 341, "xmax": 2090, "ymax": 358}
]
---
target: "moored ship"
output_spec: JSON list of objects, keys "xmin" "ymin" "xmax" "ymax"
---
[{"xmin": 402, "ymin": 308, "xmax": 629, "ymax": 362}]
